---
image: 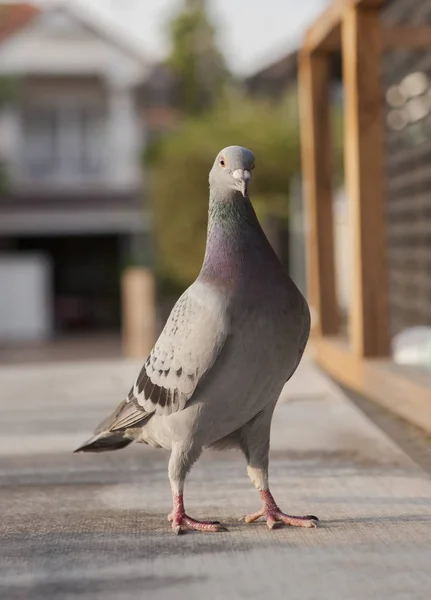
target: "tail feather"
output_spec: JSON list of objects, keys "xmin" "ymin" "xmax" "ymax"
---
[
  {"xmin": 74, "ymin": 431, "xmax": 132, "ymax": 453},
  {"xmin": 74, "ymin": 397, "xmax": 149, "ymax": 454}
]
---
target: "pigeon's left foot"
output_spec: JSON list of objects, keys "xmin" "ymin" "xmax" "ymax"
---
[
  {"xmin": 240, "ymin": 489, "xmax": 319, "ymax": 530},
  {"xmin": 168, "ymin": 494, "xmax": 227, "ymax": 534}
]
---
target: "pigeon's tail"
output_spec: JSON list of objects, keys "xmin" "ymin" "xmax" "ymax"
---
[
  {"xmin": 74, "ymin": 397, "xmax": 150, "ymax": 453},
  {"xmin": 74, "ymin": 431, "xmax": 132, "ymax": 453}
]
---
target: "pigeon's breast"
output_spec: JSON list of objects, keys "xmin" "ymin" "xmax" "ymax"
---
[{"xmin": 191, "ymin": 286, "xmax": 309, "ymax": 440}]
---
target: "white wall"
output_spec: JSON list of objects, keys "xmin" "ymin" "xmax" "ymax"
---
[{"xmin": 0, "ymin": 254, "xmax": 53, "ymax": 342}]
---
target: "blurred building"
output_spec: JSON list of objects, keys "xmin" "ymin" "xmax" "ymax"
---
[
  {"xmin": 0, "ymin": 1, "xmax": 153, "ymax": 342},
  {"xmin": 244, "ymin": 50, "xmax": 299, "ymax": 100},
  {"xmin": 244, "ymin": 49, "xmax": 342, "ymax": 100},
  {"xmin": 138, "ymin": 63, "xmax": 182, "ymax": 141}
]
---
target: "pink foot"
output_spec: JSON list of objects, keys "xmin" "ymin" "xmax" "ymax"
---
[
  {"xmin": 240, "ymin": 490, "xmax": 319, "ymax": 530},
  {"xmin": 169, "ymin": 494, "xmax": 227, "ymax": 535}
]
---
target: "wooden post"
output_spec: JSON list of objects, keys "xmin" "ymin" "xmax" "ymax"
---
[
  {"xmin": 299, "ymin": 50, "xmax": 339, "ymax": 336},
  {"xmin": 122, "ymin": 267, "xmax": 156, "ymax": 359},
  {"xmin": 342, "ymin": 4, "xmax": 389, "ymax": 357}
]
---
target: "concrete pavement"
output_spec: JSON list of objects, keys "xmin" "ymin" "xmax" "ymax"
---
[{"xmin": 1, "ymin": 357, "xmax": 431, "ymax": 599}]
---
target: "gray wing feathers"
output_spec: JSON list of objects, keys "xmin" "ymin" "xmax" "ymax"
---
[{"xmin": 129, "ymin": 281, "xmax": 228, "ymax": 417}]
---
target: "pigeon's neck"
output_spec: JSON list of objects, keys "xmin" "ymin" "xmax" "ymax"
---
[{"xmin": 199, "ymin": 189, "xmax": 282, "ymax": 287}]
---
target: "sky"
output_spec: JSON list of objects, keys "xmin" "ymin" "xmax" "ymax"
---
[{"xmin": 35, "ymin": 0, "xmax": 330, "ymax": 76}]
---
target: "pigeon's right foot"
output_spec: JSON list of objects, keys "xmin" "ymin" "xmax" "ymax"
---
[{"xmin": 168, "ymin": 494, "xmax": 227, "ymax": 534}]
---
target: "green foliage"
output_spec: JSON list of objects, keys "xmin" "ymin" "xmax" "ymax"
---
[
  {"xmin": 0, "ymin": 76, "xmax": 17, "ymax": 105},
  {"xmin": 146, "ymin": 92, "xmax": 301, "ymax": 288},
  {"xmin": 0, "ymin": 161, "xmax": 9, "ymax": 196},
  {"xmin": 166, "ymin": 0, "xmax": 230, "ymax": 114},
  {"xmin": 0, "ymin": 77, "xmax": 18, "ymax": 196}
]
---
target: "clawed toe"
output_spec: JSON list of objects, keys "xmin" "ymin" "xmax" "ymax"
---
[
  {"xmin": 241, "ymin": 507, "xmax": 319, "ymax": 530},
  {"xmin": 173, "ymin": 522, "xmax": 228, "ymax": 534},
  {"xmin": 239, "ymin": 510, "xmax": 264, "ymax": 524},
  {"xmin": 274, "ymin": 513, "xmax": 319, "ymax": 528},
  {"xmin": 171, "ymin": 515, "xmax": 227, "ymax": 534}
]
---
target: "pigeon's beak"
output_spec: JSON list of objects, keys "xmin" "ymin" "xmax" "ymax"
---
[{"xmin": 232, "ymin": 169, "xmax": 251, "ymax": 197}]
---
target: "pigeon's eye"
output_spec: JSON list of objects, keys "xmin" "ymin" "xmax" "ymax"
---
[
  {"xmin": 251, "ymin": 164, "xmax": 255, "ymax": 171},
  {"xmin": 219, "ymin": 158, "xmax": 226, "ymax": 168}
]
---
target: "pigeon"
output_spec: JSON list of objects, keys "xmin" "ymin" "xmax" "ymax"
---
[{"xmin": 75, "ymin": 145, "xmax": 318, "ymax": 534}]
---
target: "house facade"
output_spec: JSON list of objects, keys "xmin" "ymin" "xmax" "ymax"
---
[{"xmin": 0, "ymin": 2, "xmax": 152, "ymax": 341}]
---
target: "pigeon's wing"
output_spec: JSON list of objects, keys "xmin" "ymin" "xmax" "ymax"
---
[{"xmin": 110, "ymin": 281, "xmax": 229, "ymax": 430}]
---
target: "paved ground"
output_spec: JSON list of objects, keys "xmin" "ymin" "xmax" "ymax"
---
[
  {"xmin": 0, "ymin": 334, "xmax": 122, "ymax": 365},
  {"xmin": 1, "ymin": 357, "xmax": 431, "ymax": 599}
]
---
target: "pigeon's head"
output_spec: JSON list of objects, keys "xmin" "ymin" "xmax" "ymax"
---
[{"xmin": 209, "ymin": 146, "xmax": 255, "ymax": 198}]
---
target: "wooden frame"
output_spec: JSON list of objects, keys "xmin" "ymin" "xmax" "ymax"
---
[
  {"xmin": 342, "ymin": 4, "xmax": 388, "ymax": 357},
  {"xmin": 303, "ymin": 0, "xmax": 431, "ymax": 54},
  {"xmin": 299, "ymin": 51, "xmax": 339, "ymax": 336},
  {"xmin": 299, "ymin": 0, "xmax": 431, "ymax": 431}
]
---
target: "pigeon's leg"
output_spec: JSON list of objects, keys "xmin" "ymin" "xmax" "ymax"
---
[
  {"xmin": 239, "ymin": 410, "xmax": 319, "ymax": 530},
  {"xmin": 167, "ymin": 442, "xmax": 227, "ymax": 534}
]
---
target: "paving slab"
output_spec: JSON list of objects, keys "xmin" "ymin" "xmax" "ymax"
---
[{"xmin": 1, "ymin": 357, "xmax": 431, "ymax": 600}]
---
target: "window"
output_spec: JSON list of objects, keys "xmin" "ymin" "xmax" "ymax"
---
[
  {"xmin": 22, "ymin": 108, "xmax": 58, "ymax": 177},
  {"xmin": 22, "ymin": 104, "xmax": 106, "ymax": 182}
]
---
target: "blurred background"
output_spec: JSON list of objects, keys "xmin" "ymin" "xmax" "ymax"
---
[{"xmin": 1, "ymin": 0, "xmax": 431, "ymax": 370}]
